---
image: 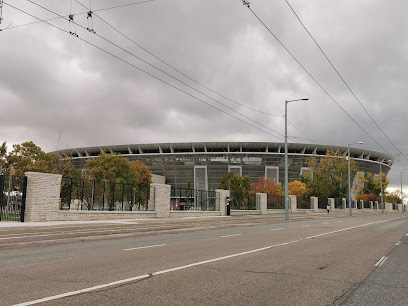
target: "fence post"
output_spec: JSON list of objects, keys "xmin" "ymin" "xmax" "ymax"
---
[
  {"xmin": 328, "ymin": 198, "xmax": 335, "ymax": 211},
  {"xmin": 369, "ymin": 201, "xmax": 373, "ymax": 209},
  {"xmin": 311, "ymin": 197, "xmax": 318, "ymax": 212},
  {"xmin": 289, "ymin": 195, "xmax": 297, "ymax": 212},
  {"xmin": 20, "ymin": 176, "xmax": 28, "ymax": 222},
  {"xmin": 216, "ymin": 189, "xmax": 230, "ymax": 216},
  {"xmin": 342, "ymin": 198, "xmax": 347, "ymax": 210},
  {"xmin": 257, "ymin": 193, "xmax": 267, "ymax": 214},
  {"xmin": 360, "ymin": 200, "xmax": 364, "ymax": 210},
  {"xmin": 0, "ymin": 175, "xmax": 3, "ymax": 221}
]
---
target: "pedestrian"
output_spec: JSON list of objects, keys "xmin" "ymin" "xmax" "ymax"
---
[{"xmin": 326, "ymin": 204, "xmax": 330, "ymax": 213}]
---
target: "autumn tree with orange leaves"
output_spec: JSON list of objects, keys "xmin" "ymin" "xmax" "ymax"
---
[{"xmin": 251, "ymin": 177, "xmax": 282, "ymax": 195}]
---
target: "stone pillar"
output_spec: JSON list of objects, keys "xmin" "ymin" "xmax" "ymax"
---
[
  {"xmin": 151, "ymin": 183, "xmax": 171, "ymax": 218},
  {"xmin": 360, "ymin": 200, "xmax": 364, "ymax": 210},
  {"xmin": 353, "ymin": 200, "xmax": 358, "ymax": 210},
  {"xmin": 311, "ymin": 197, "xmax": 318, "ymax": 212},
  {"xmin": 369, "ymin": 201, "xmax": 373, "ymax": 209},
  {"xmin": 375, "ymin": 201, "xmax": 379, "ymax": 211},
  {"xmin": 24, "ymin": 172, "xmax": 62, "ymax": 222},
  {"xmin": 342, "ymin": 198, "xmax": 347, "ymax": 210},
  {"xmin": 216, "ymin": 189, "xmax": 230, "ymax": 216},
  {"xmin": 385, "ymin": 202, "xmax": 393, "ymax": 212},
  {"xmin": 257, "ymin": 193, "xmax": 267, "ymax": 214},
  {"xmin": 398, "ymin": 204, "xmax": 402, "ymax": 212},
  {"xmin": 328, "ymin": 198, "xmax": 335, "ymax": 211},
  {"xmin": 289, "ymin": 195, "xmax": 297, "ymax": 213}
]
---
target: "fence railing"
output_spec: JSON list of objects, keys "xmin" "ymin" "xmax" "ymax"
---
[
  {"xmin": 297, "ymin": 197, "xmax": 311, "ymax": 209},
  {"xmin": 0, "ymin": 175, "xmax": 27, "ymax": 222},
  {"xmin": 170, "ymin": 187, "xmax": 219, "ymax": 211},
  {"xmin": 318, "ymin": 198, "xmax": 328, "ymax": 209},
  {"xmin": 267, "ymin": 194, "xmax": 285, "ymax": 209},
  {"xmin": 334, "ymin": 198, "xmax": 343, "ymax": 209},
  {"xmin": 60, "ymin": 177, "xmax": 152, "ymax": 211},
  {"xmin": 363, "ymin": 201, "xmax": 370, "ymax": 209},
  {"xmin": 230, "ymin": 192, "xmax": 257, "ymax": 210}
]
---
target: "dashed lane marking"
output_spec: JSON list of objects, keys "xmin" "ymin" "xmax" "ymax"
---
[
  {"xmin": 220, "ymin": 234, "xmax": 242, "ymax": 238},
  {"xmin": 124, "ymin": 244, "xmax": 166, "ymax": 251}
]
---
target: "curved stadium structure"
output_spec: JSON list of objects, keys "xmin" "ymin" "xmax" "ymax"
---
[{"xmin": 55, "ymin": 142, "xmax": 394, "ymax": 191}]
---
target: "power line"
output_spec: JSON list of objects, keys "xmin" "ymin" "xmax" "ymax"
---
[
  {"xmin": 23, "ymin": 0, "xmax": 299, "ymax": 143},
  {"xmin": 241, "ymin": 3, "xmax": 408, "ymax": 171},
  {"xmin": 5, "ymin": 2, "xmax": 289, "ymax": 143},
  {"xmin": 284, "ymin": 0, "xmax": 408, "ymax": 163},
  {"xmin": 1, "ymin": 0, "xmax": 160, "ymax": 31}
]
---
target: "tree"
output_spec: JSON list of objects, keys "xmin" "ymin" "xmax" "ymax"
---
[
  {"xmin": 303, "ymin": 149, "xmax": 357, "ymax": 198},
  {"xmin": 384, "ymin": 190, "xmax": 402, "ymax": 204},
  {"xmin": 7, "ymin": 141, "xmax": 52, "ymax": 176},
  {"xmin": 84, "ymin": 152, "xmax": 138, "ymax": 185},
  {"xmin": 357, "ymin": 172, "xmax": 388, "ymax": 195},
  {"xmin": 130, "ymin": 160, "xmax": 152, "ymax": 186},
  {"xmin": 219, "ymin": 172, "xmax": 251, "ymax": 194},
  {"xmin": 356, "ymin": 193, "xmax": 380, "ymax": 203},
  {"xmin": 288, "ymin": 180, "xmax": 306, "ymax": 197},
  {"xmin": 0, "ymin": 141, "xmax": 7, "ymax": 174},
  {"xmin": 251, "ymin": 177, "xmax": 282, "ymax": 195}
]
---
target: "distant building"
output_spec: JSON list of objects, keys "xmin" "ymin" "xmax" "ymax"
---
[{"xmin": 54, "ymin": 142, "xmax": 393, "ymax": 191}]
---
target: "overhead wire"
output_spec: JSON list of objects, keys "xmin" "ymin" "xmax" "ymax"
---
[
  {"xmin": 5, "ymin": 2, "xmax": 291, "ymax": 143},
  {"xmin": 284, "ymin": 0, "xmax": 408, "ymax": 163},
  {"xmin": 241, "ymin": 3, "xmax": 408, "ymax": 170},
  {"xmin": 23, "ymin": 0, "xmax": 299, "ymax": 143},
  {"xmin": 75, "ymin": 0, "xmax": 315, "ymax": 143}
]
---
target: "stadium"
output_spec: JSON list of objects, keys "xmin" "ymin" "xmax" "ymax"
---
[{"xmin": 55, "ymin": 142, "xmax": 394, "ymax": 193}]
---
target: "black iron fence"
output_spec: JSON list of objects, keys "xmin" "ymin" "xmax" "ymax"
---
[
  {"xmin": 364, "ymin": 201, "xmax": 370, "ymax": 209},
  {"xmin": 60, "ymin": 177, "xmax": 152, "ymax": 211},
  {"xmin": 297, "ymin": 197, "xmax": 311, "ymax": 209},
  {"xmin": 170, "ymin": 187, "xmax": 218, "ymax": 211},
  {"xmin": 267, "ymin": 194, "xmax": 285, "ymax": 209},
  {"xmin": 0, "ymin": 175, "xmax": 27, "ymax": 222},
  {"xmin": 230, "ymin": 191, "xmax": 257, "ymax": 210},
  {"xmin": 319, "ymin": 198, "xmax": 328, "ymax": 209},
  {"xmin": 334, "ymin": 198, "xmax": 343, "ymax": 209}
]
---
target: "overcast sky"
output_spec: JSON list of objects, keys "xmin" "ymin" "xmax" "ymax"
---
[{"xmin": 1, "ymin": 0, "xmax": 408, "ymax": 189}]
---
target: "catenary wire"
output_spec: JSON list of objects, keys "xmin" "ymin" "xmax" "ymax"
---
[
  {"xmin": 76, "ymin": 0, "xmax": 316, "ymax": 144},
  {"xmin": 284, "ymin": 0, "xmax": 408, "ymax": 163},
  {"xmin": 1, "ymin": 0, "xmax": 160, "ymax": 31},
  {"xmin": 242, "ymin": 4, "xmax": 408, "ymax": 171},
  {"xmin": 5, "ymin": 2, "xmax": 291, "ymax": 143},
  {"xmin": 23, "ymin": 0, "xmax": 299, "ymax": 143}
]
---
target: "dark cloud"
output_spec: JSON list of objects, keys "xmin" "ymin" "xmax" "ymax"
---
[{"xmin": 1, "ymin": 0, "xmax": 408, "ymax": 188}]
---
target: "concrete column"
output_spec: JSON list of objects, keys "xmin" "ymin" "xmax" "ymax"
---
[
  {"xmin": 257, "ymin": 193, "xmax": 267, "ymax": 215},
  {"xmin": 398, "ymin": 204, "xmax": 402, "ymax": 212},
  {"xmin": 385, "ymin": 202, "xmax": 393, "ymax": 212},
  {"xmin": 24, "ymin": 172, "xmax": 62, "ymax": 222},
  {"xmin": 342, "ymin": 198, "xmax": 347, "ymax": 210},
  {"xmin": 328, "ymin": 198, "xmax": 335, "ymax": 211},
  {"xmin": 375, "ymin": 201, "xmax": 379, "ymax": 211},
  {"xmin": 353, "ymin": 200, "xmax": 358, "ymax": 210},
  {"xmin": 311, "ymin": 197, "xmax": 318, "ymax": 212},
  {"xmin": 369, "ymin": 201, "xmax": 373, "ymax": 209},
  {"xmin": 216, "ymin": 189, "xmax": 230, "ymax": 216},
  {"xmin": 360, "ymin": 200, "xmax": 364, "ymax": 210},
  {"xmin": 151, "ymin": 183, "xmax": 171, "ymax": 218},
  {"xmin": 289, "ymin": 195, "xmax": 297, "ymax": 213}
]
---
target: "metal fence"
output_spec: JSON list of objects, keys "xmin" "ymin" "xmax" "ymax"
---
[
  {"xmin": 170, "ymin": 187, "xmax": 219, "ymax": 211},
  {"xmin": 0, "ymin": 175, "xmax": 27, "ymax": 222},
  {"xmin": 267, "ymin": 194, "xmax": 285, "ymax": 209},
  {"xmin": 297, "ymin": 197, "xmax": 311, "ymax": 209},
  {"xmin": 230, "ymin": 191, "xmax": 257, "ymax": 210},
  {"xmin": 318, "ymin": 198, "xmax": 328, "ymax": 209},
  {"xmin": 334, "ymin": 198, "xmax": 343, "ymax": 209},
  {"xmin": 60, "ymin": 177, "xmax": 152, "ymax": 211},
  {"xmin": 363, "ymin": 201, "xmax": 370, "ymax": 209}
]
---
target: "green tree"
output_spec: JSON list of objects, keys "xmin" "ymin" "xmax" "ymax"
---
[
  {"xmin": 303, "ymin": 149, "xmax": 357, "ymax": 198},
  {"xmin": 384, "ymin": 190, "xmax": 402, "ymax": 204},
  {"xmin": 357, "ymin": 172, "xmax": 388, "ymax": 195},
  {"xmin": 219, "ymin": 172, "xmax": 251, "ymax": 194},
  {"xmin": 0, "ymin": 141, "xmax": 7, "ymax": 174},
  {"xmin": 84, "ymin": 152, "xmax": 138, "ymax": 185},
  {"xmin": 130, "ymin": 160, "xmax": 152, "ymax": 186}
]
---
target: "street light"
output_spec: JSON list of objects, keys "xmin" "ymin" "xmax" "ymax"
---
[
  {"xmin": 348, "ymin": 141, "xmax": 363, "ymax": 216},
  {"xmin": 285, "ymin": 98, "xmax": 308, "ymax": 220},
  {"xmin": 400, "ymin": 171, "xmax": 408, "ymax": 212},
  {"xmin": 380, "ymin": 160, "xmax": 392, "ymax": 214}
]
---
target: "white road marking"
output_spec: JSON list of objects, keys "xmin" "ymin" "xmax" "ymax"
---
[
  {"xmin": 13, "ymin": 215, "xmax": 406, "ymax": 306},
  {"xmin": 220, "ymin": 234, "xmax": 242, "ymax": 238},
  {"xmin": 124, "ymin": 244, "xmax": 166, "ymax": 251},
  {"xmin": 374, "ymin": 256, "xmax": 386, "ymax": 267},
  {"xmin": 395, "ymin": 241, "xmax": 402, "ymax": 246},
  {"xmin": 379, "ymin": 257, "xmax": 388, "ymax": 267},
  {"xmin": 270, "ymin": 228, "xmax": 284, "ymax": 231}
]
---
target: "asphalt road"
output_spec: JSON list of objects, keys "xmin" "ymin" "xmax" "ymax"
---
[{"xmin": 0, "ymin": 212, "xmax": 407, "ymax": 306}]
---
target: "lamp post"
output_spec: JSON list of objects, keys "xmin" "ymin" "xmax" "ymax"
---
[
  {"xmin": 380, "ymin": 160, "xmax": 392, "ymax": 214},
  {"xmin": 400, "ymin": 171, "xmax": 408, "ymax": 212},
  {"xmin": 285, "ymin": 98, "xmax": 308, "ymax": 220},
  {"xmin": 348, "ymin": 142, "xmax": 363, "ymax": 216}
]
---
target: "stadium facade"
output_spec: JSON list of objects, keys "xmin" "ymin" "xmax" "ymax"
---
[{"xmin": 56, "ymin": 142, "xmax": 394, "ymax": 193}]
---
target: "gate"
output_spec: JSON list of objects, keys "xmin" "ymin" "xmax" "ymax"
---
[{"xmin": 0, "ymin": 175, "xmax": 27, "ymax": 222}]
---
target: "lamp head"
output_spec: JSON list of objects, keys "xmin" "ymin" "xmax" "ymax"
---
[{"xmin": 357, "ymin": 142, "xmax": 363, "ymax": 144}]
